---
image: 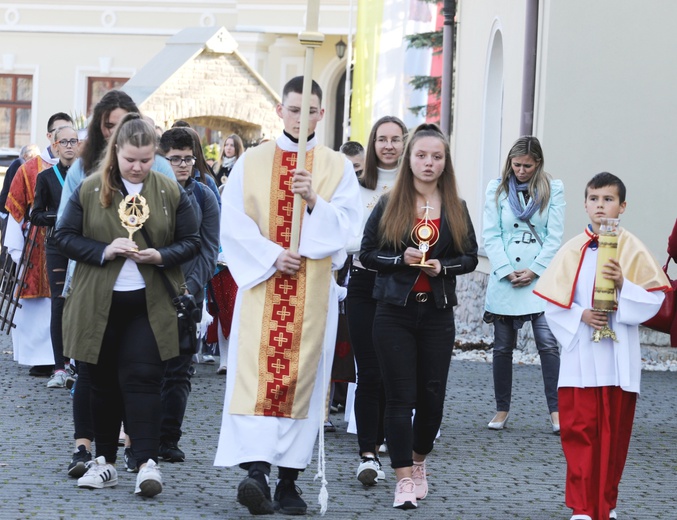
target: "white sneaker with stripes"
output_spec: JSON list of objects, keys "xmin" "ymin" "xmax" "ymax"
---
[
  {"xmin": 77, "ymin": 456, "xmax": 118, "ymax": 489},
  {"xmin": 134, "ymin": 458, "xmax": 163, "ymax": 497}
]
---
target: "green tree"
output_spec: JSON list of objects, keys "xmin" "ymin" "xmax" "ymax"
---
[
  {"xmin": 203, "ymin": 143, "xmax": 219, "ymax": 162},
  {"xmin": 405, "ymin": 1, "xmax": 443, "ymax": 121}
]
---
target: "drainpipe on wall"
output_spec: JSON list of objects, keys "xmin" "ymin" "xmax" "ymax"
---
[
  {"xmin": 519, "ymin": 0, "xmax": 539, "ymax": 136},
  {"xmin": 342, "ymin": 0, "xmax": 355, "ymax": 144},
  {"xmin": 440, "ymin": 0, "xmax": 456, "ymax": 137}
]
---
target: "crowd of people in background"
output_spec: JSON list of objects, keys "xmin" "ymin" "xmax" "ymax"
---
[{"xmin": 0, "ymin": 75, "xmax": 674, "ymax": 520}]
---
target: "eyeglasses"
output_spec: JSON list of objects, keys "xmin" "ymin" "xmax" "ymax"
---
[
  {"xmin": 167, "ymin": 156, "xmax": 196, "ymax": 166},
  {"xmin": 375, "ymin": 137, "xmax": 403, "ymax": 146},
  {"xmin": 58, "ymin": 139, "xmax": 79, "ymax": 147}
]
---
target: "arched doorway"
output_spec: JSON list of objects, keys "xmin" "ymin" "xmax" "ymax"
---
[
  {"xmin": 333, "ymin": 71, "xmax": 346, "ymax": 150},
  {"xmin": 479, "ymin": 27, "xmax": 504, "ymax": 248}
]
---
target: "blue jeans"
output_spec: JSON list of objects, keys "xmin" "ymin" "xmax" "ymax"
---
[
  {"xmin": 373, "ymin": 297, "xmax": 455, "ymax": 469},
  {"xmin": 492, "ymin": 313, "xmax": 560, "ymax": 413}
]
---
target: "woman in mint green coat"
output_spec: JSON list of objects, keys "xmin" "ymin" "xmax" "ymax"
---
[{"xmin": 482, "ymin": 136, "xmax": 565, "ymax": 433}]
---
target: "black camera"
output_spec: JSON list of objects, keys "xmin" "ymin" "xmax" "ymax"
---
[{"xmin": 176, "ymin": 293, "xmax": 201, "ymax": 322}]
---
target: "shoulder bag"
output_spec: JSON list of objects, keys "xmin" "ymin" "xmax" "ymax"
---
[
  {"xmin": 121, "ymin": 184, "xmax": 201, "ymax": 356},
  {"xmin": 641, "ymin": 256, "xmax": 676, "ymax": 336}
]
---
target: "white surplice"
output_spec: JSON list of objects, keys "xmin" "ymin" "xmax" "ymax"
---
[
  {"xmin": 4, "ymin": 216, "xmax": 54, "ymax": 366},
  {"xmin": 214, "ymin": 134, "xmax": 362, "ymax": 469},
  {"xmin": 544, "ymin": 248, "xmax": 664, "ymax": 394}
]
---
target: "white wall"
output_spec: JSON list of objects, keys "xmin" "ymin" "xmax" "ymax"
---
[
  {"xmin": 0, "ymin": 1, "xmax": 353, "ymax": 149},
  {"xmin": 453, "ymin": 0, "xmax": 528, "ymax": 259},
  {"xmin": 537, "ymin": 0, "xmax": 677, "ymax": 262},
  {"xmin": 453, "ymin": 0, "xmax": 677, "ymax": 269},
  {"xmin": 2, "ymin": 32, "xmax": 165, "ymax": 147}
]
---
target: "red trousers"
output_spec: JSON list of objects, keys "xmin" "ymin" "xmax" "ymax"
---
[{"xmin": 559, "ymin": 386, "xmax": 637, "ymax": 520}]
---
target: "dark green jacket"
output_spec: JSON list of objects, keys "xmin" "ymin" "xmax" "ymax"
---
[{"xmin": 56, "ymin": 171, "xmax": 200, "ymax": 363}]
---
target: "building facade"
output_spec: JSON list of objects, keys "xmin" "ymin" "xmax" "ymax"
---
[
  {"xmin": 451, "ymin": 0, "xmax": 677, "ymax": 348},
  {"xmin": 0, "ymin": 0, "xmax": 354, "ymax": 150}
]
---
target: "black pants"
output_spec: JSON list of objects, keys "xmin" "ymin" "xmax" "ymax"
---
[
  {"xmin": 160, "ymin": 352, "xmax": 192, "ymax": 443},
  {"xmin": 72, "ymin": 361, "xmax": 94, "ymax": 441},
  {"xmin": 87, "ymin": 289, "xmax": 165, "ymax": 466},
  {"xmin": 46, "ymin": 245, "xmax": 68, "ymax": 368},
  {"xmin": 346, "ymin": 267, "xmax": 386, "ymax": 456},
  {"xmin": 373, "ymin": 297, "xmax": 455, "ymax": 469}
]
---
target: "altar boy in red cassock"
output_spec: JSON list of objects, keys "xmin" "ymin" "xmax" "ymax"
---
[{"xmin": 534, "ymin": 172, "xmax": 670, "ymax": 520}]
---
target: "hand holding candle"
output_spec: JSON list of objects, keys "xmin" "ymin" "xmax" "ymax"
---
[{"xmin": 592, "ymin": 218, "xmax": 620, "ymax": 342}]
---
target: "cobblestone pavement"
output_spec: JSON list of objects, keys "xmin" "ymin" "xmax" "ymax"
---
[{"xmin": 1, "ymin": 332, "xmax": 676, "ymax": 519}]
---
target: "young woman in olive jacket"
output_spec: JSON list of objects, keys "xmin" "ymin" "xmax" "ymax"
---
[
  {"xmin": 360, "ymin": 124, "xmax": 478, "ymax": 510},
  {"xmin": 56, "ymin": 114, "xmax": 200, "ymax": 497}
]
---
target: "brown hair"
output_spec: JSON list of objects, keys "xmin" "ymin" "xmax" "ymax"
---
[
  {"xmin": 97, "ymin": 113, "xmax": 157, "ymax": 207},
  {"xmin": 221, "ymin": 134, "xmax": 244, "ymax": 160},
  {"xmin": 183, "ymin": 127, "xmax": 217, "ymax": 185},
  {"xmin": 359, "ymin": 116, "xmax": 407, "ymax": 190},
  {"xmin": 379, "ymin": 124, "xmax": 468, "ymax": 250},
  {"xmin": 81, "ymin": 90, "xmax": 138, "ymax": 175}
]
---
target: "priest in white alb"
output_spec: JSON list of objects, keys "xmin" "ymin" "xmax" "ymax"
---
[{"xmin": 214, "ymin": 76, "xmax": 362, "ymax": 516}]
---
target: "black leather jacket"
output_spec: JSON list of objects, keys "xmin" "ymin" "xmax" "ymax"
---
[{"xmin": 359, "ymin": 196, "xmax": 478, "ymax": 308}]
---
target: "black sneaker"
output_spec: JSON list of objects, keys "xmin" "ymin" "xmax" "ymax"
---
[
  {"xmin": 29, "ymin": 365, "xmax": 54, "ymax": 377},
  {"xmin": 67, "ymin": 444, "xmax": 92, "ymax": 478},
  {"xmin": 273, "ymin": 479, "xmax": 307, "ymax": 515},
  {"xmin": 237, "ymin": 471, "xmax": 274, "ymax": 515},
  {"xmin": 159, "ymin": 441, "xmax": 185, "ymax": 463},
  {"xmin": 124, "ymin": 447, "xmax": 138, "ymax": 473}
]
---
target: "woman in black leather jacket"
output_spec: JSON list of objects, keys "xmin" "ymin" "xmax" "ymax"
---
[{"xmin": 359, "ymin": 124, "xmax": 477, "ymax": 510}]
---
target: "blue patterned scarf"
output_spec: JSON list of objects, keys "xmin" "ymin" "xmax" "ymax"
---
[{"xmin": 508, "ymin": 175, "xmax": 538, "ymax": 221}]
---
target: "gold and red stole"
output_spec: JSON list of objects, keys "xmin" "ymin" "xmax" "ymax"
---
[
  {"xmin": 229, "ymin": 140, "xmax": 345, "ymax": 419},
  {"xmin": 533, "ymin": 227, "xmax": 671, "ymax": 309},
  {"xmin": 5, "ymin": 156, "xmax": 50, "ymax": 299}
]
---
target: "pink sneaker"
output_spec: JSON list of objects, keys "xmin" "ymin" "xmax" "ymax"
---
[
  {"xmin": 412, "ymin": 461, "xmax": 428, "ymax": 499},
  {"xmin": 393, "ymin": 477, "xmax": 417, "ymax": 509}
]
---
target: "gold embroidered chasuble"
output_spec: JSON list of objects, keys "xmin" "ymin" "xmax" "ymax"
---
[
  {"xmin": 534, "ymin": 227, "xmax": 670, "ymax": 309},
  {"xmin": 230, "ymin": 141, "xmax": 345, "ymax": 419}
]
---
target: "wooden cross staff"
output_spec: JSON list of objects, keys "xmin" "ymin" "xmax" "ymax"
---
[{"xmin": 289, "ymin": 0, "xmax": 325, "ymax": 253}]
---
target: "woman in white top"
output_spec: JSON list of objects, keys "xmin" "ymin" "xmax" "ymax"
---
[{"xmin": 345, "ymin": 116, "xmax": 407, "ymax": 486}]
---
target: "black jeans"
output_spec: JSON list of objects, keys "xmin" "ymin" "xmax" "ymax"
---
[
  {"xmin": 373, "ymin": 296, "xmax": 455, "ymax": 469},
  {"xmin": 160, "ymin": 352, "xmax": 193, "ymax": 444},
  {"xmin": 87, "ymin": 289, "xmax": 165, "ymax": 465},
  {"xmin": 46, "ymin": 245, "xmax": 68, "ymax": 368},
  {"xmin": 346, "ymin": 267, "xmax": 386, "ymax": 456},
  {"xmin": 72, "ymin": 361, "xmax": 94, "ymax": 441}
]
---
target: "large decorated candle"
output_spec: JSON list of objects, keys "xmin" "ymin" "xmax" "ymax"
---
[{"xmin": 592, "ymin": 217, "xmax": 620, "ymax": 342}]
